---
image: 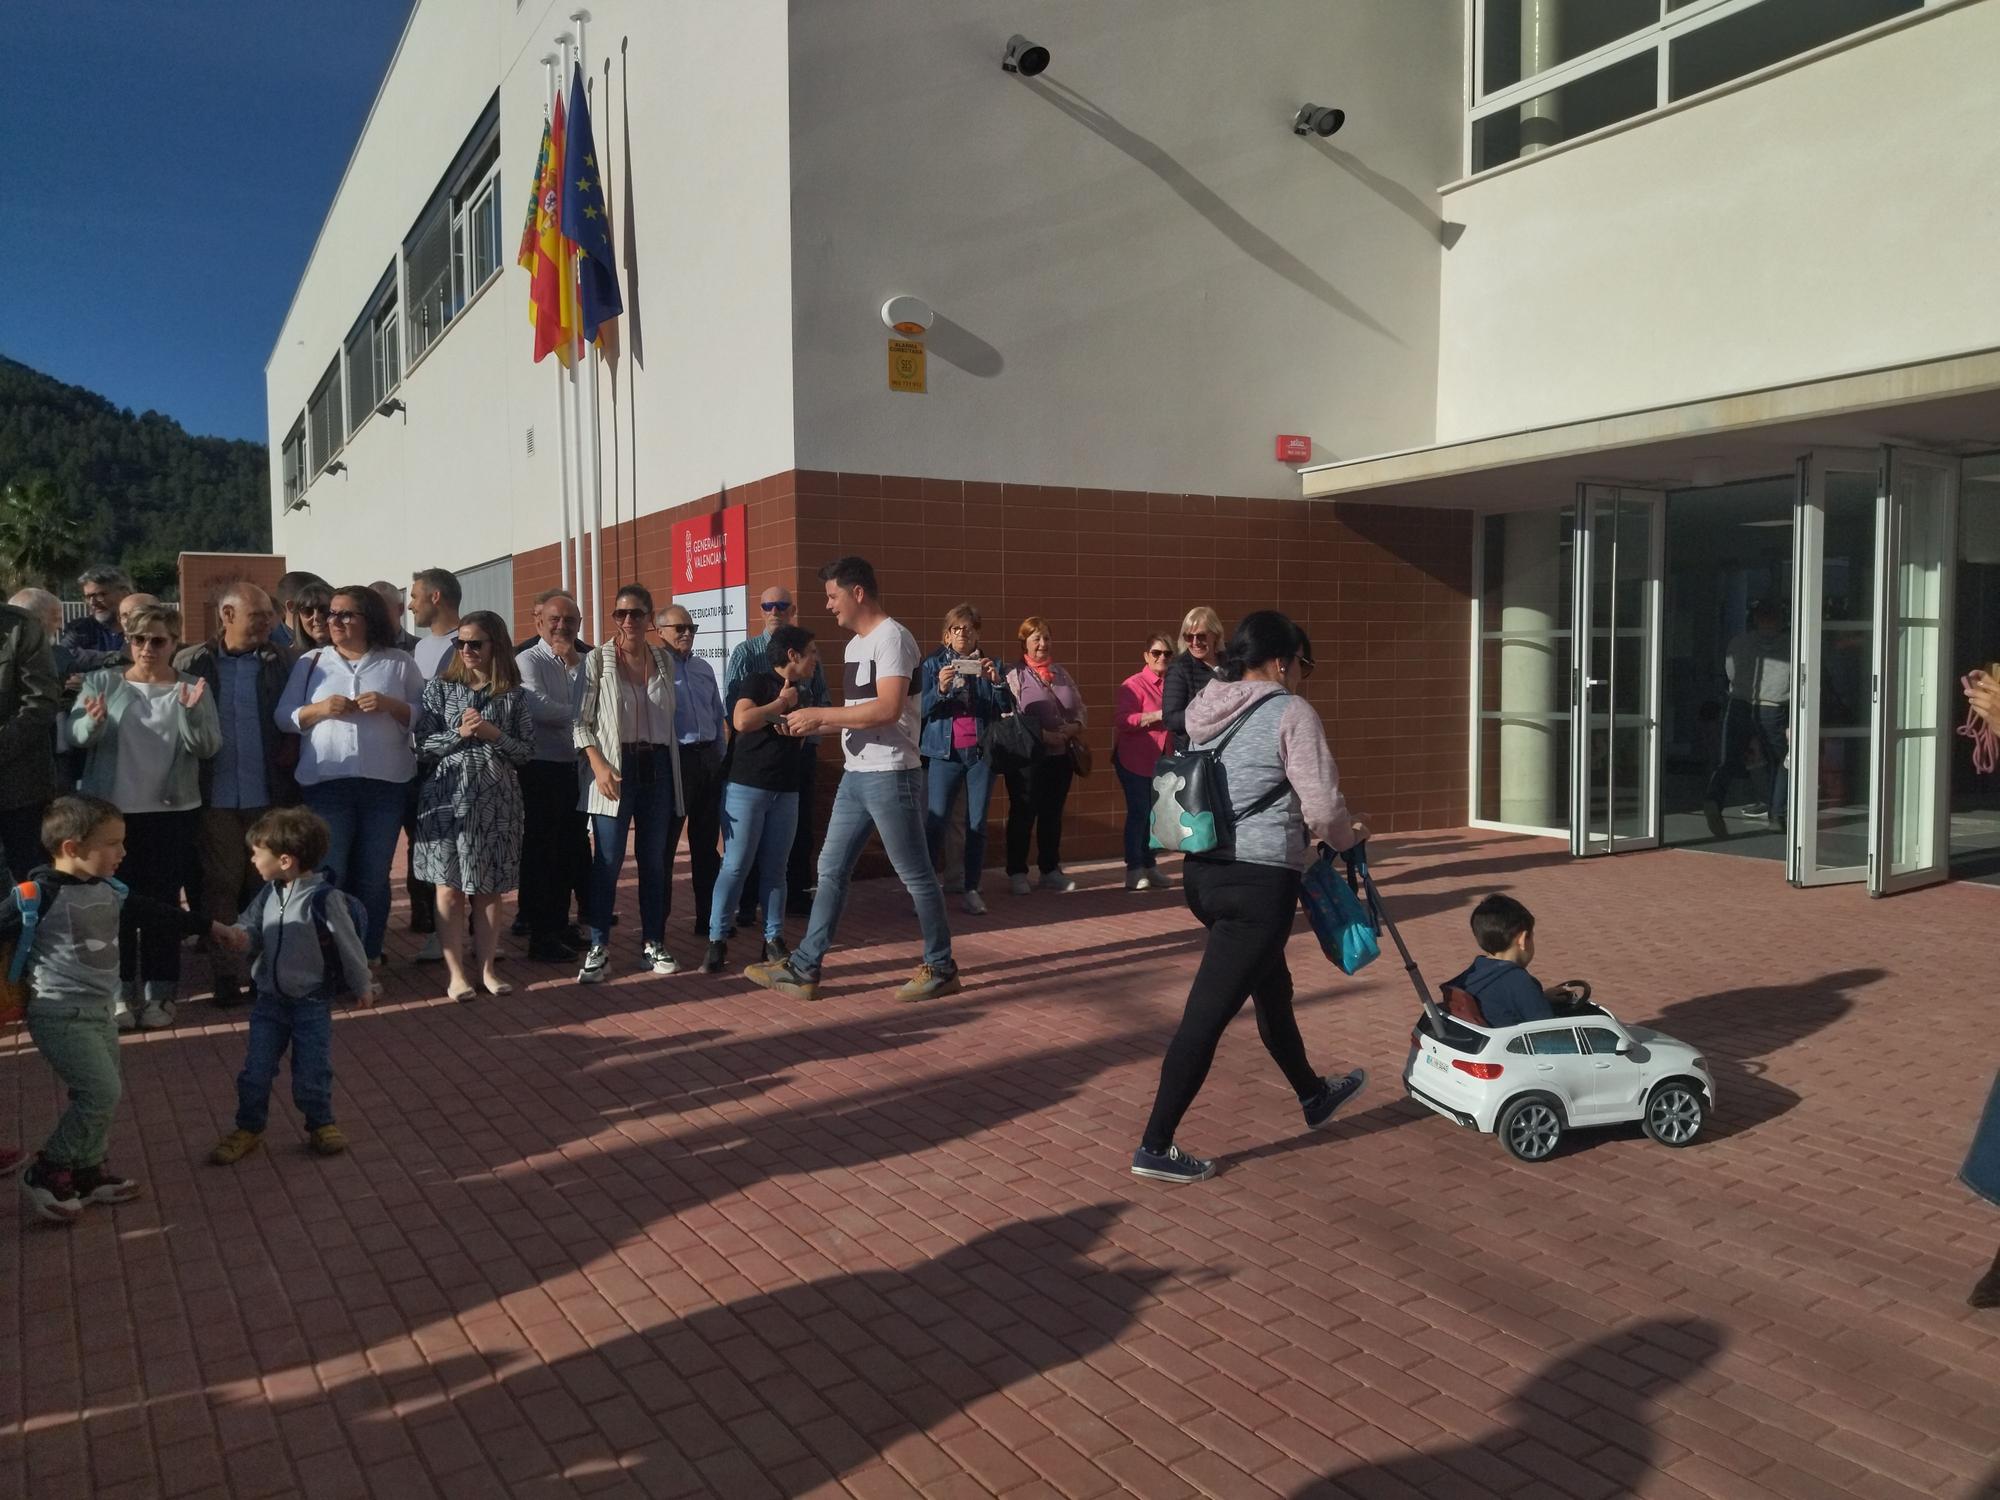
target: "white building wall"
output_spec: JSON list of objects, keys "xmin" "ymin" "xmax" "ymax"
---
[
  {"xmin": 786, "ymin": 0, "xmax": 1462, "ymax": 496},
  {"xmin": 266, "ymin": 0, "xmax": 795, "ymax": 585},
  {"xmin": 1436, "ymin": 0, "xmax": 2000, "ymax": 443}
]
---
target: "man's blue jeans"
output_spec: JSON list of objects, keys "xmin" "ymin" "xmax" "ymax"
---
[
  {"xmin": 303, "ymin": 776, "xmax": 408, "ymax": 958},
  {"xmin": 235, "ymin": 989, "xmax": 335, "ymax": 1133},
  {"xmin": 1705, "ymin": 700, "xmax": 1788, "ymax": 824},
  {"xmin": 710, "ymin": 784, "xmax": 799, "ymax": 944},
  {"xmin": 590, "ymin": 747, "xmax": 677, "ymax": 946},
  {"xmin": 924, "ymin": 752, "xmax": 994, "ymax": 893},
  {"xmin": 790, "ymin": 767, "xmax": 953, "ymax": 981},
  {"xmin": 1115, "ymin": 759, "xmax": 1159, "ymax": 872}
]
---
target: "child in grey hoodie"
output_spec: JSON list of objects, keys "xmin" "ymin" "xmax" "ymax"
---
[{"xmin": 210, "ymin": 806, "xmax": 376, "ymax": 1165}]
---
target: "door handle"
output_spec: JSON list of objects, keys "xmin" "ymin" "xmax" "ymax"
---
[
  {"xmin": 1536, "ymin": 1063, "xmax": 1555, "ymax": 1073},
  {"xmin": 1593, "ymin": 1061, "xmax": 1611, "ymax": 1070}
]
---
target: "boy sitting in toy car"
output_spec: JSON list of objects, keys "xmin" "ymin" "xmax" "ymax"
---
[{"xmin": 1442, "ymin": 895, "xmax": 1590, "ymax": 1027}]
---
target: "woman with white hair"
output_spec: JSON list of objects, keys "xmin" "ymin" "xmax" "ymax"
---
[{"xmin": 1161, "ymin": 605, "xmax": 1226, "ymax": 753}]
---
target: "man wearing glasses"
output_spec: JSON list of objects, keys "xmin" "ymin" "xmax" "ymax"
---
[
  {"xmin": 64, "ymin": 567, "xmax": 134, "ymax": 660},
  {"xmin": 657, "ymin": 604, "xmax": 729, "ymax": 938},
  {"xmin": 725, "ymin": 586, "xmax": 829, "ymax": 914}
]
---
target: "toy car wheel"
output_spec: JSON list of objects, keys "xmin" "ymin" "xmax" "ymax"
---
[
  {"xmin": 1644, "ymin": 1081, "xmax": 1705, "ymax": 1147},
  {"xmin": 1497, "ymin": 1096, "xmax": 1563, "ymax": 1163}
]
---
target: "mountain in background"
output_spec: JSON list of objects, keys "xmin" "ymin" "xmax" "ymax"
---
[{"xmin": 0, "ymin": 354, "xmax": 269, "ymax": 593}]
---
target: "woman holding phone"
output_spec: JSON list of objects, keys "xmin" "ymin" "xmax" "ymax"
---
[{"xmin": 918, "ymin": 604, "xmax": 1013, "ymax": 915}]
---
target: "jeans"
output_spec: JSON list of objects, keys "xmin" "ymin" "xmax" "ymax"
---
[
  {"xmin": 519, "ymin": 759, "xmax": 590, "ymax": 940},
  {"xmin": 1141, "ymin": 859, "xmax": 1321, "ymax": 1154},
  {"xmin": 303, "ymin": 776, "xmax": 409, "ymax": 959},
  {"xmin": 24, "ymin": 1005, "xmax": 121, "ymax": 1168},
  {"xmin": 1005, "ymin": 754, "xmax": 1076, "ymax": 875},
  {"xmin": 235, "ymin": 989, "xmax": 335, "ymax": 1132},
  {"xmin": 118, "ymin": 809, "xmax": 197, "ymax": 987},
  {"xmin": 1705, "ymin": 700, "xmax": 1788, "ymax": 823},
  {"xmin": 1115, "ymin": 759, "xmax": 1159, "ymax": 872},
  {"xmin": 667, "ymin": 742, "xmax": 725, "ymax": 932},
  {"xmin": 924, "ymin": 752, "xmax": 994, "ymax": 893},
  {"xmin": 791, "ymin": 767, "xmax": 953, "ymax": 981},
  {"xmin": 590, "ymin": 746, "xmax": 675, "ymax": 946},
  {"xmin": 709, "ymin": 783, "xmax": 799, "ymax": 943}
]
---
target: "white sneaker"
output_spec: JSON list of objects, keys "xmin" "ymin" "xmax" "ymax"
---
[
  {"xmin": 577, "ymin": 944, "xmax": 610, "ymax": 984},
  {"xmin": 114, "ymin": 1001, "xmax": 137, "ymax": 1033},
  {"xmin": 1145, "ymin": 870, "xmax": 1172, "ymax": 891},
  {"xmin": 1009, "ymin": 873, "xmax": 1032, "ymax": 897},
  {"xmin": 1039, "ymin": 870, "xmax": 1078, "ymax": 894},
  {"xmin": 642, "ymin": 942, "xmax": 680, "ymax": 976},
  {"xmin": 961, "ymin": 890, "xmax": 987, "ymax": 915},
  {"xmin": 1124, "ymin": 870, "xmax": 1144, "ymax": 891},
  {"xmin": 415, "ymin": 933, "xmax": 443, "ymax": 964},
  {"xmin": 138, "ymin": 1000, "xmax": 175, "ymax": 1031}
]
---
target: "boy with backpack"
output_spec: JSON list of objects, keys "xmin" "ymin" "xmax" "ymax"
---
[
  {"xmin": 4, "ymin": 795, "xmax": 243, "ymax": 1223},
  {"xmin": 209, "ymin": 806, "xmax": 376, "ymax": 1165}
]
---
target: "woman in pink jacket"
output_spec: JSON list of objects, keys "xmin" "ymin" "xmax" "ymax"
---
[{"xmin": 1115, "ymin": 633, "xmax": 1174, "ymax": 890}]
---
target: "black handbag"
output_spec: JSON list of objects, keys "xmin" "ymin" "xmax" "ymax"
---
[
  {"xmin": 989, "ymin": 712, "xmax": 1043, "ymax": 772},
  {"xmin": 1148, "ymin": 694, "xmax": 1289, "ymax": 856}
]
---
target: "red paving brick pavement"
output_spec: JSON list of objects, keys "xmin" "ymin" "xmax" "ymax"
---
[{"xmin": 5, "ymin": 829, "xmax": 2000, "ymax": 1499}]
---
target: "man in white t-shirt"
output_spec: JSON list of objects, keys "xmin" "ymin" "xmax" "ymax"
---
[{"xmin": 744, "ymin": 556, "xmax": 960, "ymax": 1003}]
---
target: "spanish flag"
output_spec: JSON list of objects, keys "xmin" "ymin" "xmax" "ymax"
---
[{"xmin": 525, "ymin": 99, "xmax": 578, "ymax": 366}]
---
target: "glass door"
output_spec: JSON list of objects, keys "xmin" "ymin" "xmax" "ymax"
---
[
  {"xmin": 1789, "ymin": 451, "xmax": 1880, "ymax": 886},
  {"xmin": 1870, "ymin": 449, "xmax": 1959, "ymax": 895},
  {"xmin": 1570, "ymin": 487, "xmax": 1664, "ymax": 856}
]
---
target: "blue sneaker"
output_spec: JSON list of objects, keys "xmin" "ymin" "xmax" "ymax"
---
[
  {"xmin": 1304, "ymin": 1069, "xmax": 1368, "ymax": 1130},
  {"xmin": 1130, "ymin": 1144, "xmax": 1216, "ymax": 1184}
]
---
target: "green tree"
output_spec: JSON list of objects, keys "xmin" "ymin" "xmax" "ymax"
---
[{"xmin": 0, "ymin": 476, "xmax": 86, "ymax": 592}]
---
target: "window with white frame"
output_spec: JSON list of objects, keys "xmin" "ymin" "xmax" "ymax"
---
[
  {"xmin": 281, "ymin": 416, "xmax": 306, "ymax": 510},
  {"xmin": 404, "ymin": 96, "xmax": 502, "ymax": 364},
  {"xmin": 345, "ymin": 266, "xmax": 400, "ymax": 433},
  {"xmin": 307, "ymin": 357, "xmax": 343, "ymax": 476},
  {"xmin": 1470, "ymin": 0, "xmax": 1927, "ymax": 173}
]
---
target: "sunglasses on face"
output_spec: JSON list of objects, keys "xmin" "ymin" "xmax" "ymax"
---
[
  {"xmin": 326, "ymin": 609, "xmax": 363, "ymax": 624},
  {"xmin": 611, "ymin": 608, "xmax": 648, "ymax": 621},
  {"xmin": 1297, "ymin": 657, "xmax": 1316, "ymax": 679},
  {"xmin": 300, "ymin": 605, "xmax": 330, "ymax": 618},
  {"xmin": 131, "ymin": 634, "xmax": 171, "ymax": 649},
  {"xmin": 663, "ymin": 621, "xmax": 697, "ymax": 636},
  {"xmin": 760, "ymin": 600, "xmax": 793, "ymax": 613},
  {"xmin": 1184, "ymin": 631, "xmax": 1212, "ymax": 645},
  {"xmin": 1145, "ymin": 648, "xmax": 1171, "ymax": 660},
  {"xmin": 453, "ymin": 638, "xmax": 491, "ymax": 653}
]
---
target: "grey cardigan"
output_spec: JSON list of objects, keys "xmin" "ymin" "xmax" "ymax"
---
[{"xmin": 66, "ymin": 668, "xmax": 223, "ymax": 811}]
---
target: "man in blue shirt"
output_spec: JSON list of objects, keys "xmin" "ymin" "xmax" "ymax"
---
[
  {"xmin": 175, "ymin": 582, "xmax": 297, "ymax": 1008},
  {"xmin": 725, "ymin": 586, "xmax": 829, "ymax": 914},
  {"xmin": 658, "ymin": 602, "xmax": 729, "ymax": 938}
]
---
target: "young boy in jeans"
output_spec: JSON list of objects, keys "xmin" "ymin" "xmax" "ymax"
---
[
  {"xmin": 211, "ymin": 806, "xmax": 376, "ymax": 1164},
  {"xmin": 1444, "ymin": 894, "xmax": 1588, "ymax": 1027},
  {"xmin": 6, "ymin": 795, "xmax": 241, "ymax": 1223}
]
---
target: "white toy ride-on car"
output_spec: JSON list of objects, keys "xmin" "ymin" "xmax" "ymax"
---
[{"xmin": 1402, "ymin": 982, "xmax": 1716, "ymax": 1163}]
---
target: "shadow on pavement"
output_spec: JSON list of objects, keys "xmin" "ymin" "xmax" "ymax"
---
[{"xmin": 1292, "ymin": 1317, "xmax": 1724, "ymax": 1499}]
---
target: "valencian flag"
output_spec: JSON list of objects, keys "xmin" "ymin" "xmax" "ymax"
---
[
  {"xmin": 560, "ymin": 63, "xmax": 623, "ymax": 344},
  {"xmin": 525, "ymin": 95, "xmax": 579, "ymax": 365}
]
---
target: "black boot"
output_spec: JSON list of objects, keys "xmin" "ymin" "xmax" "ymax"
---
[
  {"xmin": 1970, "ymin": 1245, "xmax": 2000, "ymax": 1310},
  {"xmin": 700, "ymin": 940, "xmax": 727, "ymax": 975}
]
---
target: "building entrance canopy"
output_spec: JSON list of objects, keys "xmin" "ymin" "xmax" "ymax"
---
[{"xmin": 1299, "ymin": 348, "xmax": 2000, "ymax": 509}]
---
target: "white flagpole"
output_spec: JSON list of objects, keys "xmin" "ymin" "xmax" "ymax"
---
[
  {"xmin": 557, "ymin": 29, "xmax": 592, "ymax": 637},
  {"xmin": 542, "ymin": 52, "xmax": 575, "ymax": 602},
  {"xmin": 573, "ymin": 9, "xmax": 604, "ymax": 647}
]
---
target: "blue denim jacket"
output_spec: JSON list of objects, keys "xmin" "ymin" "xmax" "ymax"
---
[{"xmin": 917, "ymin": 645, "xmax": 1012, "ymax": 760}]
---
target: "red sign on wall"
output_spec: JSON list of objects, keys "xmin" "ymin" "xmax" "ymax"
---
[
  {"xmin": 1275, "ymin": 434, "xmax": 1312, "ymax": 464},
  {"xmin": 670, "ymin": 504, "xmax": 748, "ymax": 670}
]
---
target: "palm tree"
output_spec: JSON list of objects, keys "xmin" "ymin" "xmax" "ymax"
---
[{"xmin": 0, "ymin": 477, "xmax": 87, "ymax": 592}]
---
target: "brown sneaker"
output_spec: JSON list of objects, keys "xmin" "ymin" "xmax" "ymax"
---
[
  {"xmin": 209, "ymin": 1129, "xmax": 263, "ymax": 1166},
  {"xmin": 308, "ymin": 1125, "xmax": 348, "ymax": 1156},
  {"xmin": 744, "ymin": 960, "xmax": 819, "ymax": 1001},
  {"xmin": 893, "ymin": 965, "xmax": 962, "ymax": 1002}
]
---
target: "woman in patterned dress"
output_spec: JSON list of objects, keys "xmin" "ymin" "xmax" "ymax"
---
[{"xmin": 412, "ymin": 611, "xmax": 533, "ymax": 1001}]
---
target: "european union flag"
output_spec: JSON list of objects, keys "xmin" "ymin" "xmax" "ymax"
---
[{"xmin": 560, "ymin": 63, "xmax": 622, "ymax": 343}]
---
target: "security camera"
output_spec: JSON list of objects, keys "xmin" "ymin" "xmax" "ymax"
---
[
  {"xmin": 1293, "ymin": 104, "xmax": 1346, "ymax": 138},
  {"xmin": 1001, "ymin": 35, "xmax": 1049, "ymax": 77}
]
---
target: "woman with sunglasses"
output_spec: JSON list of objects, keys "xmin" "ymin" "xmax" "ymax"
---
[
  {"xmin": 1162, "ymin": 605, "xmax": 1226, "ymax": 753},
  {"xmin": 1132, "ymin": 611, "xmax": 1369, "ymax": 1186},
  {"xmin": 411, "ymin": 612, "xmax": 533, "ymax": 1000},
  {"xmin": 574, "ymin": 584, "xmax": 686, "ymax": 982},
  {"xmin": 67, "ymin": 603, "xmax": 222, "ymax": 1030},
  {"xmin": 276, "ymin": 586, "xmax": 425, "ymax": 961},
  {"xmin": 1115, "ymin": 633, "xmax": 1176, "ymax": 891},
  {"xmin": 288, "ymin": 580, "xmax": 337, "ymax": 656}
]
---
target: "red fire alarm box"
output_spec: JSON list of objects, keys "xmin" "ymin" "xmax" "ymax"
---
[{"xmin": 1276, "ymin": 434, "xmax": 1312, "ymax": 463}]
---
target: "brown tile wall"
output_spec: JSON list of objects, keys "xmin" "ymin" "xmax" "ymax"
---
[
  {"xmin": 515, "ymin": 468, "xmax": 1473, "ymax": 863},
  {"xmin": 176, "ymin": 552, "xmax": 288, "ymax": 646}
]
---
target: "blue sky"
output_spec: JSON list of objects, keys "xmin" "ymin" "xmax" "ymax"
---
[{"xmin": 4, "ymin": 2, "xmax": 415, "ymax": 443}]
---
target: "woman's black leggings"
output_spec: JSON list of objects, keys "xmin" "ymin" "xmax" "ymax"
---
[
  {"xmin": 119, "ymin": 809, "xmax": 197, "ymax": 985},
  {"xmin": 1141, "ymin": 858, "xmax": 1321, "ymax": 1153},
  {"xmin": 1004, "ymin": 753, "xmax": 1075, "ymax": 875}
]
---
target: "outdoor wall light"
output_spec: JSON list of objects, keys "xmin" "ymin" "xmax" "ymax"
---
[
  {"xmin": 1001, "ymin": 35, "xmax": 1049, "ymax": 76},
  {"xmin": 377, "ymin": 396, "xmax": 406, "ymax": 418},
  {"xmin": 1294, "ymin": 104, "xmax": 1346, "ymax": 138},
  {"xmin": 324, "ymin": 461, "xmax": 348, "ymax": 476}
]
